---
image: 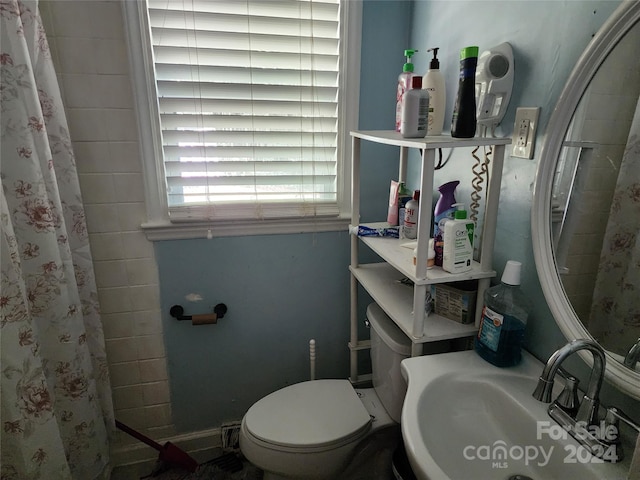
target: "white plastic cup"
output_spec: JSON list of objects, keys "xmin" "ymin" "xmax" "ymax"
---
[{"xmin": 501, "ymin": 260, "xmax": 522, "ymax": 286}]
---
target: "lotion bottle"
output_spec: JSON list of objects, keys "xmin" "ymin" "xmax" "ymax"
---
[
  {"xmin": 442, "ymin": 203, "xmax": 474, "ymax": 274},
  {"xmin": 401, "ymin": 76, "xmax": 429, "ymax": 138},
  {"xmin": 422, "ymin": 47, "xmax": 446, "ymax": 135},
  {"xmin": 395, "ymin": 49, "xmax": 417, "ymax": 132},
  {"xmin": 451, "ymin": 46, "xmax": 479, "ymax": 138},
  {"xmin": 403, "ymin": 190, "xmax": 420, "ymax": 239}
]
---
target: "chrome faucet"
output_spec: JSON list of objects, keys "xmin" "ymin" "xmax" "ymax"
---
[
  {"xmin": 533, "ymin": 338, "xmax": 606, "ymax": 425},
  {"xmin": 623, "ymin": 337, "xmax": 640, "ymax": 369},
  {"xmin": 533, "ymin": 339, "xmax": 621, "ymax": 461}
]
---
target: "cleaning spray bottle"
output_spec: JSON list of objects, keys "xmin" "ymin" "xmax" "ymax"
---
[
  {"xmin": 433, "ymin": 180, "xmax": 459, "ymax": 266},
  {"xmin": 422, "ymin": 47, "xmax": 446, "ymax": 136},
  {"xmin": 395, "ymin": 49, "xmax": 417, "ymax": 132},
  {"xmin": 475, "ymin": 260, "xmax": 532, "ymax": 367}
]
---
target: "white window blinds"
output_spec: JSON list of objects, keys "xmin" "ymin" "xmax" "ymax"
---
[{"xmin": 147, "ymin": 0, "xmax": 341, "ymax": 222}]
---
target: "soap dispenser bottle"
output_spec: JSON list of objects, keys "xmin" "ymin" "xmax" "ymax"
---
[
  {"xmin": 395, "ymin": 49, "xmax": 417, "ymax": 132},
  {"xmin": 442, "ymin": 203, "xmax": 474, "ymax": 274},
  {"xmin": 475, "ymin": 260, "xmax": 532, "ymax": 367},
  {"xmin": 422, "ymin": 47, "xmax": 446, "ymax": 135}
]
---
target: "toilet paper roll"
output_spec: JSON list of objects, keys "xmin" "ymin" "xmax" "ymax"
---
[{"xmin": 191, "ymin": 313, "xmax": 218, "ymax": 326}]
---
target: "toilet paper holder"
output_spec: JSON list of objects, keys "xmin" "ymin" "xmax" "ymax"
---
[{"xmin": 170, "ymin": 303, "xmax": 228, "ymax": 325}]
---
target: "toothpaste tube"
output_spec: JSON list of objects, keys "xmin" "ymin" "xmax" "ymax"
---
[{"xmin": 349, "ymin": 225, "xmax": 400, "ymax": 238}]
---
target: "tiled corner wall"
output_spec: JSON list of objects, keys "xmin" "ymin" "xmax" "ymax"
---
[
  {"xmin": 38, "ymin": 0, "xmax": 176, "ymax": 450},
  {"xmin": 560, "ymin": 22, "xmax": 640, "ymax": 327}
]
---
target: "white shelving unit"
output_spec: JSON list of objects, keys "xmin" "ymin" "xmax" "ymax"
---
[{"xmin": 349, "ymin": 130, "xmax": 511, "ymax": 383}]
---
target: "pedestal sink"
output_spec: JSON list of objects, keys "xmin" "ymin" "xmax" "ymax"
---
[{"xmin": 400, "ymin": 350, "xmax": 631, "ymax": 480}]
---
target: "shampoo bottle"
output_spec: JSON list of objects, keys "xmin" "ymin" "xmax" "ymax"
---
[
  {"xmin": 422, "ymin": 47, "xmax": 446, "ymax": 136},
  {"xmin": 451, "ymin": 46, "xmax": 479, "ymax": 138},
  {"xmin": 433, "ymin": 180, "xmax": 459, "ymax": 266},
  {"xmin": 442, "ymin": 203, "xmax": 474, "ymax": 273},
  {"xmin": 403, "ymin": 190, "xmax": 420, "ymax": 239},
  {"xmin": 395, "ymin": 49, "xmax": 417, "ymax": 132},
  {"xmin": 401, "ymin": 76, "xmax": 429, "ymax": 138},
  {"xmin": 475, "ymin": 260, "xmax": 532, "ymax": 367}
]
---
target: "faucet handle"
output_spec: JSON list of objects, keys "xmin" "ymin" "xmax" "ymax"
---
[
  {"xmin": 606, "ymin": 407, "xmax": 640, "ymax": 433},
  {"xmin": 555, "ymin": 375, "xmax": 580, "ymax": 416}
]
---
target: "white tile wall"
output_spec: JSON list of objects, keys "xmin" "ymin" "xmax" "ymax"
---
[
  {"xmin": 39, "ymin": 0, "xmax": 175, "ymax": 449},
  {"xmin": 561, "ymin": 25, "xmax": 640, "ymax": 330}
]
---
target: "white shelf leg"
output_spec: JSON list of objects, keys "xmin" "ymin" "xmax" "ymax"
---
[
  {"xmin": 350, "ymin": 273, "xmax": 359, "ymax": 381},
  {"xmin": 350, "ymin": 136, "xmax": 361, "ymax": 383},
  {"xmin": 415, "ymin": 148, "xmax": 435, "ymax": 280},
  {"xmin": 399, "ymin": 146, "xmax": 408, "ymax": 183},
  {"xmin": 412, "ymin": 284, "xmax": 428, "ymax": 339}
]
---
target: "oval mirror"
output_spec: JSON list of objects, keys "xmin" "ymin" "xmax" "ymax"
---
[{"xmin": 533, "ymin": 0, "xmax": 640, "ymax": 400}]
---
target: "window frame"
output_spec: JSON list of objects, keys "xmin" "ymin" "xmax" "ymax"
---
[{"xmin": 122, "ymin": 0, "xmax": 361, "ymax": 240}]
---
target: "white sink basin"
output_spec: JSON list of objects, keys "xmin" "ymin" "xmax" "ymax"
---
[{"xmin": 401, "ymin": 350, "xmax": 630, "ymax": 480}]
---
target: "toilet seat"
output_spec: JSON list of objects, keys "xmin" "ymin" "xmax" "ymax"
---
[{"xmin": 243, "ymin": 379, "xmax": 372, "ymax": 451}]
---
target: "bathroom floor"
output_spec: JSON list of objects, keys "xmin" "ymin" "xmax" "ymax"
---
[
  {"xmin": 110, "ymin": 428, "xmax": 402, "ymax": 480},
  {"xmin": 110, "ymin": 452, "xmax": 263, "ymax": 480}
]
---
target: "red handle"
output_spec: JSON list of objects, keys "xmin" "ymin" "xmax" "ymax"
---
[{"xmin": 116, "ymin": 420, "xmax": 162, "ymax": 451}]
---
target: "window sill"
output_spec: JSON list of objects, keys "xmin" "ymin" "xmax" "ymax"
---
[{"xmin": 141, "ymin": 216, "xmax": 351, "ymax": 241}]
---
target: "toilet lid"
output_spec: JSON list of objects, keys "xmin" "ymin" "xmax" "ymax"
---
[{"xmin": 244, "ymin": 379, "xmax": 371, "ymax": 449}]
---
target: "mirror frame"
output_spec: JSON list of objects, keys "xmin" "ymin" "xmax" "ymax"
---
[{"xmin": 532, "ymin": 0, "xmax": 640, "ymax": 401}]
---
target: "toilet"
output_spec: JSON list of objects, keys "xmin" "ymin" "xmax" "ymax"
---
[{"xmin": 239, "ymin": 302, "xmax": 411, "ymax": 479}]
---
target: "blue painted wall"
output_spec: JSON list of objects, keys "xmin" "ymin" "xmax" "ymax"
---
[{"xmin": 156, "ymin": 0, "xmax": 638, "ymax": 432}]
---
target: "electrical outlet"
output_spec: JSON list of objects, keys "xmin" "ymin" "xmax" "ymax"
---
[{"xmin": 512, "ymin": 107, "xmax": 540, "ymax": 159}]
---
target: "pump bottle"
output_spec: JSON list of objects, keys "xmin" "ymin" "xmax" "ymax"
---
[
  {"xmin": 395, "ymin": 49, "xmax": 417, "ymax": 132},
  {"xmin": 422, "ymin": 47, "xmax": 446, "ymax": 136},
  {"xmin": 442, "ymin": 203, "xmax": 474, "ymax": 274},
  {"xmin": 451, "ymin": 46, "xmax": 479, "ymax": 138}
]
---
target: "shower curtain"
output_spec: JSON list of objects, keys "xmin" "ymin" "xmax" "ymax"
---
[
  {"xmin": 588, "ymin": 96, "xmax": 640, "ymax": 356},
  {"xmin": 1, "ymin": 1, "xmax": 114, "ymax": 479}
]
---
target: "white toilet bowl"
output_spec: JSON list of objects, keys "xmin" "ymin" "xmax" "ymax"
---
[{"xmin": 239, "ymin": 303, "xmax": 411, "ymax": 479}]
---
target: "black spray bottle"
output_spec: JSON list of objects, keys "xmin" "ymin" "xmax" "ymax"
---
[{"xmin": 451, "ymin": 46, "xmax": 479, "ymax": 138}]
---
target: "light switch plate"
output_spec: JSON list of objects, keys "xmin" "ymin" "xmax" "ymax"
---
[{"xmin": 512, "ymin": 107, "xmax": 540, "ymax": 159}]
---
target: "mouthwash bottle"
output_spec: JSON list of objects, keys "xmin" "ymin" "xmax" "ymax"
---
[{"xmin": 475, "ymin": 260, "xmax": 532, "ymax": 367}]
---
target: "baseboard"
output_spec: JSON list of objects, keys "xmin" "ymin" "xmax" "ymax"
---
[{"xmin": 110, "ymin": 426, "xmax": 223, "ymax": 468}]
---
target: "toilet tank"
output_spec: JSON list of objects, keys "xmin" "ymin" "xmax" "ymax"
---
[{"xmin": 367, "ymin": 302, "xmax": 411, "ymax": 423}]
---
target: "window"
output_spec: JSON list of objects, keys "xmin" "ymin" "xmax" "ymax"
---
[{"xmin": 124, "ymin": 0, "xmax": 361, "ymax": 239}]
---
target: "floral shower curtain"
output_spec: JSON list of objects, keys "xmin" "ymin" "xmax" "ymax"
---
[
  {"xmin": 588, "ymin": 96, "xmax": 640, "ymax": 357},
  {"xmin": 1, "ymin": 1, "xmax": 114, "ymax": 479}
]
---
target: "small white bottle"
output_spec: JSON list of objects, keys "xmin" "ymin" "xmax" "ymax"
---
[
  {"xmin": 442, "ymin": 203, "xmax": 474, "ymax": 273},
  {"xmin": 403, "ymin": 190, "xmax": 420, "ymax": 239},
  {"xmin": 401, "ymin": 76, "xmax": 429, "ymax": 138},
  {"xmin": 413, "ymin": 239, "xmax": 435, "ymax": 269},
  {"xmin": 422, "ymin": 47, "xmax": 446, "ymax": 136}
]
